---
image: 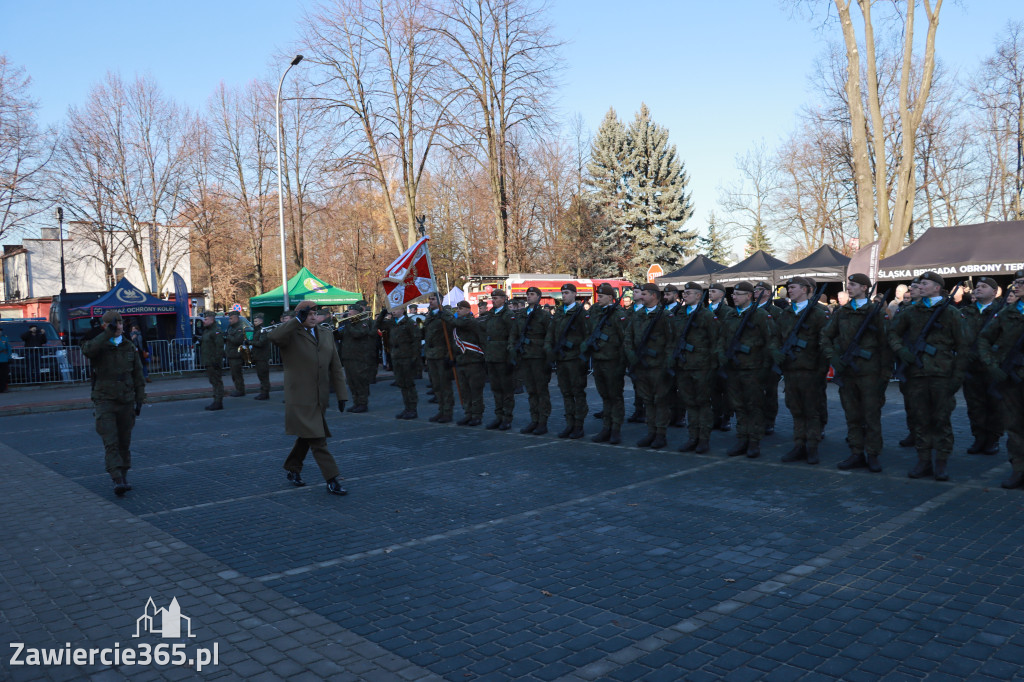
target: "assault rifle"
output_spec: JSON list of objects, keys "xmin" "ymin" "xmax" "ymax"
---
[
  {"xmin": 627, "ymin": 305, "xmax": 665, "ymax": 378},
  {"xmin": 581, "ymin": 304, "xmax": 618, "ymax": 360},
  {"xmin": 717, "ymin": 300, "xmax": 759, "ymax": 380},
  {"xmin": 510, "ymin": 305, "xmax": 538, "ymax": 367},
  {"xmin": 988, "ymin": 324, "xmax": 1024, "ymax": 399},
  {"xmin": 894, "ymin": 281, "xmax": 964, "ymax": 383},
  {"xmin": 552, "ymin": 302, "xmax": 587, "ymax": 366},
  {"xmin": 831, "ymin": 284, "xmax": 887, "ymax": 389},
  {"xmin": 667, "ymin": 292, "xmax": 708, "ymax": 377},
  {"xmin": 772, "ymin": 284, "xmax": 826, "ymax": 375}
]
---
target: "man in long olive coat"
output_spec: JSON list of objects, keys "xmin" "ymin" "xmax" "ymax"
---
[{"xmin": 267, "ymin": 300, "xmax": 350, "ymax": 495}]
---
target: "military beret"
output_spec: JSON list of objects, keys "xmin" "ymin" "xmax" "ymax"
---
[
  {"xmin": 976, "ymin": 277, "xmax": 998, "ymax": 290},
  {"xmin": 754, "ymin": 281, "xmax": 772, "ymax": 290},
  {"xmin": 295, "ymin": 300, "xmax": 317, "ymax": 312},
  {"xmin": 526, "ymin": 286, "xmax": 542, "ymax": 297},
  {"xmin": 786, "ymin": 276, "xmax": 814, "ymax": 290},
  {"xmin": 560, "ymin": 283, "xmax": 577, "ymax": 293},
  {"xmin": 919, "ymin": 271, "xmax": 945, "ymax": 288},
  {"xmin": 684, "ymin": 281, "xmax": 703, "ymax": 291},
  {"xmin": 228, "ymin": 310, "xmax": 240, "ymax": 317},
  {"xmin": 202, "ymin": 310, "xmax": 217, "ymax": 319},
  {"xmin": 663, "ymin": 284, "xmax": 679, "ymax": 293},
  {"xmin": 622, "ymin": 290, "xmax": 634, "ymax": 299},
  {"xmin": 456, "ymin": 300, "xmax": 471, "ymax": 309},
  {"xmin": 640, "ymin": 282, "xmax": 661, "ymax": 294},
  {"xmin": 910, "ymin": 276, "xmax": 921, "ymax": 284},
  {"xmin": 253, "ymin": 312, "xmax": 265, "ymax": 321},
  {"xmin": 733, "ymin": 281, "xmax": 755, "ymax": 294},
  {"xmin": 848, "ymin": 273, "xmax": 872, "ymax": 287},
  {"xmin": 708, "ymin": 282, "xmax": 727, "ymax": 293},
  {"xmin": 596, "ymin": 283, "xmax": 617, "ymax": 297},
  {"xmin": 1015, "ymin": 270, "xmax": 1024, "ymax": 280},
  {"xmin": 632, "ymin": 283, "xmax": 644, "ymax": 290},
  {"xmin": 491, "ymin": 289, "xmax": 507, "ymax": 298},
  {"xmin": 101, "ymin": 310, "xmax": 122, "ymax": 324}
]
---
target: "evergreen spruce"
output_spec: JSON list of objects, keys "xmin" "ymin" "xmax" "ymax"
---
[
  {"xmin": 699, "ymin": 212, "xmax": 731, "ymax": 263},
  {"xmin": 745, "ymin": 222, "xmax": 773, "ymax": 256},
  {"xmin": 585, "ymin": 108, "xmax": 628, "ymax": 277}
]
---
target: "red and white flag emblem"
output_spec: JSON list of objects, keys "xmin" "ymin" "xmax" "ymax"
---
[{"xmin": 381, "ymin": 236, "xmax": 436, "ymax": 308}]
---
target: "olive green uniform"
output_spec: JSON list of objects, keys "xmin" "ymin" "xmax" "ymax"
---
[
  {"xmin": 510, "ymin": 304, "xmax": 553, "ymax": 429},
  {"xmin": 443, "ymin": 309, "xmax": 486, "ymax": 421},
  {"xmin": 626, "ymin": 303, "xmax": 647, "ymax": 421},
  {"xmin": 961, "ymin": 301, "xmax": 1005, "ymax": 450},
  {"xmin": 378, "ymin": 313, "xmax": 420, "ymax": 413},
  {"xmin": 481, "ymin": 305, "xmax": 516, "ymax": 424},
  {"xmin": 545, "ymin": 302, "xmax": 590, "ymax": 432},
  {"xmin": 822, "ymin": 298, "xmax": 891, "ymax": 458},
  {"xmin": 582, "ymin": 304, "xmax": 629, "ymax": 433},
  {"xmin": 625, "ymin": 305, "xmax": 674, "ymax": 439},
  {"xmin": 888, "ymin": 298, "xmax": 968, "ymax": 463},
  {"xmin": 892, "ymin": 301, "xmax": 918, "ymax": 442},
  {"xmin": 759, "ymin": 301, "xmax": 784, "ymax": 431},
  {"xmin": 662, "ymin": 302, "xmax": 685, "ymax": 425},
  {"xmin": 200, "ymin": 322, "xmax": 225, "ymax": 403},
  {"xmin": 82, "ymin": 328, "xmax": 146, "ymax": 477},
  {"xmin": 423, "ymin": 310, "xmax": 456, "ymax": 419},
  {"xmin": 774, "ymin": 303, "xmax": 829, "ymax": 447},
  {"xmin": 251, "ymin": 323, "xmax": 272, "ymax": 397},
  {"xmin": 709, "ymin": 301, "xmax": 737, "ymax": 429},
  {"xmin": 224, "ymin": 320, "xmax": 247, "ymax": 395},
  {"xmin": 717, "ymin": 306, "xmax": 778, "ymax": 445},
  {"xmin": 336, "ymin": 314, "xmax": 377, "ymax": 408},
  {"xmin": 670, "ymin": 304, "xmax": 719, "ymax": 444},
  {"xmin": 978, "ymin": 301, "xmax": 1024, "ymax": 476}
]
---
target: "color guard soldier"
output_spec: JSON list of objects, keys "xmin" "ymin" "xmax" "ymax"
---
[
  {"xmin": 377, "ymin": 306, "xmax": 420, "ymax": 419},
  {"xmin": 546, "ymin": 283, "xmax": 590, "ymax": 438},
  {"xmin": 582, "ymin": 283, "xmax": 628, "ymax": 444},
  {"xmin": 823, "ymin": 273, "xmax": 890, "ymax": 472},
  {"xmin": 754, "ymin": 281, "xmax": 783, "ymax": 435},
  {"xmin": 707, "ymin": 282, "xmax": 736, "ymax": 432},
  {"xmin": 717, "ymin": 281, "xmax": 778, "ymax": 458},
  {"xmin": 423, "ymin": 293, "xmax": 455, "ymax": 423},
  {"xmin": 200, "ymin": 311, "xmax": 225, "ymax": 411},
  {"xmin": 224, "ymin": 310, "xmax": 248, "ymax": 397},
  {"xmin": 444, "ymin": 301, "xmax": 486, "ymax": 426},
  {"xmin": 888, "ymin": 271, "xmax": 968, "ymax": 480},
  {"xmin": 510, "ymin": 286, "xmax": 553, "ymax": 435},
  {"xmin": 251, "ymin": 312, "xmax": 272, "ymax": 400},
  {"xmin": 978, "ymin": 270, "xmax": 1024, "ymax": 489},
  {"xmin": 961, "ymin": 276, "xmax": 1004, "ymax": 455},
  {"xmin": 774, "ymin": 276, "xmax": 829, "ymax": 465},
  {"xmin": 336, "ymin": 302, "xmax": 376, "ymax": 412},
  {"xmin": 481, "ymin": 289, "xmax": 516, "ymax": 429},
  {"xmin": 672, "ymin": 282, "xmax": 718, "ymax": 453},
  {"xmin": 625, "ymin": 283, "xmax": 673, "ymax": 448},
  {"xmin": 81, "ymin": 310, "xmax": 146, "ymax": 496}
]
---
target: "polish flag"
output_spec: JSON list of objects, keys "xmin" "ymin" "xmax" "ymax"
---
[{"xmin": 381, "ymin": 236, "xmax": 436, "ymax": 309}]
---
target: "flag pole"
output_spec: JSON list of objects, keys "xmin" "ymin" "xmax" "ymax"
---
[{"xmin": 417, "ymin": 217, "xmax": 461, "ymax": 403}]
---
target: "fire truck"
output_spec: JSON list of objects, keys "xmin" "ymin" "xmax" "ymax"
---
[{"xmin": 461, "ymin": 274, "xmax": 634, "ymax": 313}]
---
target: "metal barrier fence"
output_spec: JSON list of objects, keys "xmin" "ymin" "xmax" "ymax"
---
[{"xmin": 4, "ymin": 341, "xmax": 282, "ymax": 386}]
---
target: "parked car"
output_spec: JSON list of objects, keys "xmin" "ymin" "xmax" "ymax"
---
[
  {"xmin": 48, "ymin": 292, "xmax": 107, "ymax": 346},
  {"xmin": 0, "ymin": 319, "xmax": 70, "ymax": 383}
]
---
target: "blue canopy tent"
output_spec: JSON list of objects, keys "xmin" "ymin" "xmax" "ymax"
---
[{"xmin": 67, "ymin": 278, "xmax": 178, "ymax": 318}]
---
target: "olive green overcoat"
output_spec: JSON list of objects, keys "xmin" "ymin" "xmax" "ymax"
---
[{"xmin": 268, "ymin": 320, "xmax": 349, "ymax": 438}]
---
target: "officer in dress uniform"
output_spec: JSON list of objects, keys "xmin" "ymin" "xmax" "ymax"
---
[
  {"xmin": 545, "ymin": 283, "xmax": 589, "ymax": 439},
  {"xmin": 582, "ymin": 283, "xmax": 628, "ymax": 445},
  {"xmin": 672, "ymin": 282, "xmax": 718, "ymax": 454},
  {"xmin": 961, "ymin": 276, "xmax": 1004, "ymax": 455},
  {"xmin": 510, "ymin": 286, "xmax": 553, "ymax": 435}
]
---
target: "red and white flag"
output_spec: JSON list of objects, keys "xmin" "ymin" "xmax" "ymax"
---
[{"xmin": 381, "ymin": 236, "xmax": 436, "ymax": 309}]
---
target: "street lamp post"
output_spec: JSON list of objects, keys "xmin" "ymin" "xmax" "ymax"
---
[
  {"xmin": 275, "ymin": 54, "xmax": 304, "ymax": 312},
  {"xmin": 56, "ymin": 207, "xmax": 67, "ymax": 295}
]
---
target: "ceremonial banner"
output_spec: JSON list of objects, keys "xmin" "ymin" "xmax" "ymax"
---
[
  {"xmin": 381, "ymin": 236, "xmax": 436, "ymax": 308},
  {"xmin": 172, "ymin": 272, "xmax": 191, "ymax": 341}
]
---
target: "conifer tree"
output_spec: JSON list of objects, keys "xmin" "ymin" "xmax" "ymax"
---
[
  {"xmin": 699, "ymin": 212, "xmax": 731, "ymax": 263},
  {"xmin": 745, "ymin": 222, "xmax": 773, "ymax": 256},
  {"xmin": 586, "ymin": 108, "xmax": 628, "ymax": 277}
]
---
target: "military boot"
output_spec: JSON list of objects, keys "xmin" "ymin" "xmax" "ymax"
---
[
  {"xmin": 520, "ymin": 422, "xmax": 538, "ymax": 434},
  {"xmin": 967, "ymin": 436, "xmax": 985, "ymax": 454},
  {"xmin": 457, "ymin": 415, "xmax": 472, "ymax": 426},
  {"xmin": 746, "ymin": 441, "xmax": 761, "ymax": 459},
  {"xmin": 1001, "ymin": 471, "xmax": 1024, "ymax": 489},
  {"xmin": 254, "ymin": 393, "xmax": 269, "ymax": 401},
  {"xmin": 650, "ymin": 433, "xmax": 667, "ymax": 449},
  {"xmin": 933, "ymin": 459, "xmax": 950, "ymax": 482},
  {"xmin": 781, "ymin": 443, "xmax": 807, "ymax": 463},
  {"xmin": 593, "ymin": 411, "xmax": 605, "ymax": 420},
  {"xmin": 636, "ymin": 433, "xmax": 656, "ymax": 448},
  {"xmin": 982, "ymin": 436, "xmax": 1001, "ymax": 455},
  {"xmin": 837, "ymin": 452, "xmax": 868, "ymax": 470},
  {"xmin": 204, "ymin": 400, "xmax": 223, "ymax": 411},
  {"xmin": 608, "ymin": 430, "xmax": 622, "ymax": 445},
  {"xmin": 805, "ymin": 443, "xmax": 820, "ymax": 465},
  {"xmin": 429, "ymin": 413, "xmax": 443, "ymax": 422},
  {"xmin": 113, "ymin": 477, "xmax": 128, "ymax": 497},
  {"xmin": 569, "ymin": 424, "xmax": 585, "ymax": 439},
  {"xmin": 486, "ymin": 418, "xmax": 502, "ymax": 430},
  {"xmin": 727, "ymin": 439, "xmax": 748, "ymax": 457},
  {"xmin": 695, "ymin": 439, "xmax": 710, "ymax": 454},
  {"xmin": 907, "ymin": 454, "xmax": 933, "ymax": 479},
  {"xmin": 533, "ymin": 423, "xmax": 549, "ymax": 436},
  {"xmin": 121, "ymin": 472, "xmax": 132, "ymax": 492},
  {"xmin": 591, "ymin": 428, "xmax": 611, "ymax": 443},
  {"xmin": 557, "ymin": 421, "xmax": 575, "ymax": 438},
  {"xmin": 678, "ymin": 438, "xmax": 699, "ymax": 453},
  {"xmin": 865, "ymin": 453, "xmax": 882, "ymax": 473},
  {"xmin": 899, "ymin": 434, "xmax": 915, "ymax": 448}
]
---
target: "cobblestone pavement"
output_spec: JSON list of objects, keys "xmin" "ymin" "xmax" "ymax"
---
[{"xmin": 2, "ymin": 376, "xmax": 1023, "ymax": 681}]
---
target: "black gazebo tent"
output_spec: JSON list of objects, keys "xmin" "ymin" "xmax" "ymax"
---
[
  {"xmin": 711, "ymin": 250, "xmax": 789, "ymax": 287},
  {"xmin": 655, "ymin": 255, "xmax": 727, "ymax": 288},
  {"xmin": 775, "ymin": 245, "xmax": 851, "ymax": 283},
  {"xmin": 877, "ymin": 221, "xmax": 1024, "ymax": 281}
]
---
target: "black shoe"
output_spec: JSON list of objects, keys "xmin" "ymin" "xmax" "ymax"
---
[
  {"xmin": 1001, "ymin": 471, "xmax": 1024, "ymax": 489},
  {"xmin": 204, "ymin": 401, "xmax": 223, "ymax": 411},
  {"xmin": 593, "ymin": 411, "xmax": 605, "ymax": 420},
  {"xmin": 349, "ymin": 404, "xmax": 368, "ymax": 413},
  {"xmin": 230, "ymin": 391, "xmax": 245, "ymax": 397},
  {"xmin": 608, "ymin": 430, "xmax": 621, "ymax": 445},
  {"xmin": 679, "ymin": 439, "xmax": 699, "ymax": 453},
  {"xmin": 486, "ymin": 419, "xmax": 502, "ymax": 430},
  {"xmin": 498, "ymin": 421, "xmax": 512, "ymax": 431},
  {"xmin": 468, "ymin": 418, "xmax": 482, "ymax": 426},
  {"xmin": 695, "ymin": 439, "xmax": 710, "ymax": 454},
  {"xmin": 113, "ymin": 477, "xmax": 128, "ymax": 497},
  {"xmin": 287, "ymin": 471, "xmax": 306, "ymax": 487},
  {"xmin": 650, "ymin": 434, "xmax": 667, "ymax": 449},
  {"xmin": 429, "ymin": 413, "xmax": 442, "ymax": 422},
  {"xmin": 592, "ymin": 428, "xmax": 611, "ymax": 443},
  {"xmin": 982, "ymin": 437, "xmax": 1001, "ymax": 455},
  {"xmin": 457, "ymin": 415, "xmax": 472, "ymax": 426},
  {"xmin": 437, "ymin": 415, "xmax": 452, "ymax": 424},
  {"xmin": 933, "ymin": 460, "xmax": 949, "ymax": 481},
  {"xmin": 557, "ymin": 424, "xmax": 574, "ymax": 438},
  {"xmin": 533, "ymin": 424, "xmax": 548, "ymax": 436},
  {"xmin": 866, "ymin": 453, "xmax": 882, "ymax": 473},
  {"xmin": 838, "ymin": 453, "xmax": 868, "ymax": 470},
  {"xmin": 746, "ymin": 442, "xmax": 761, "ymax": 459},
  {"xmin": 326, "ymin": 477, "xmax": 348, "ymax": 495},
  {"xmin": 781, "ymin": 444, "xmax": 807, "ymax": 463},
  {"xmin": 727, "ymin": 439, "xmax": 748, "ymax": 457},
  {"xmin": 636, "ymin": 433, "xmax": 656, "ymax": 447},
  {"xmin": 520, "ymin": 422, "xmax": 538, "ymax": 434},
  {"xmin": 569, "ymin": 427, "xmax": 585, "ymax": 440},
  {"xmin": 254, "ymin": 393, "xmax": 269, "ymax": 401},
  {"xmin": 967, "ymin": 437, "xmax": 985, "ymax": 454},
  {"xmin": 899, "ymin": 434, "xmax": 915, "ymax": 448},
  {"xmin": 805, "ymin": 444, "xmax": 819, "ymax": 465},
  {"xmin": 908, "ymin": 460, "xmax": 933, "ymax": 479}
]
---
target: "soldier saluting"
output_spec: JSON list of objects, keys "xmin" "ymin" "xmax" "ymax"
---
[
  {"xmin": 822, "ymin": 273, "xmax": 891, "ymax": 473},
  {"xmin": 888, "ymin": 271, "xmax": 968, "ymax": 481}
]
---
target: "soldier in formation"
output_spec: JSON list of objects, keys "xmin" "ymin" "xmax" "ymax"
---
[
  {"xmin": 672, "ymin": 282, "xmax": 717, "ymax": 453},
  {"xmin": 625, "ymin": 283, "xmax": 673, "ymax": 449},
  {"xmin": 583, "ymin": 283, "xmax": 628, "ymax": 444},
  {"xmin": 200, "ymin": 311, "xmax": 225, "ymax": 411},
  {"xmin": 546, "ymin": 283, "xmax": 589, "ymax": 439},
  {"xmin": 961, "ymin": 276, "xmax": 1004, "ymax": 455},
  {"xmin": 443, "ymin": 300, "xmax": 486, "ymax": 425},
  {"xmin": 423, "ymin": 293, "xmax": 455, "ymax": 423},
  {"xmin": 224, "ymin": 310, "xmax": 248, "ymax": 397},
  {"xmin": 481, "ymin": 289, "xmax": 516, "ymax": 430},
  {"xmin": 336, "ymin": 301, "xmax": 377, "ymax": 412},
  {"xmin": 377, "ymin": 305, "xmax": 420, "ymax": 419},
  {"xmin": 510, "ymin": 286, "xmax": 552, "ymax": 435},
  {"xmin": 251, "ymin": 312, "xmax": 272, "ymax": 400}
]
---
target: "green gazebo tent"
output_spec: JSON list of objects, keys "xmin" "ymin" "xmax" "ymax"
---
[{"xmin": 249, "ymin": 267, "xmax": 361, "ymax": 322}]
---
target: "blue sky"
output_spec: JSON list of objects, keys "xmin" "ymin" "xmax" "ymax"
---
[{"xmin": 3, "ymin": 0, "xmax": 1021, "ymax": 242}]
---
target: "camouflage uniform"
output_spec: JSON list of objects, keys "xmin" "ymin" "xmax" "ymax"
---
[
  {"xmin": 200, "ymin": 318, "xmax": 225, "ymax": 408},
  {"xmin": 978, "ymin": 299, "xmax": 1024, "ymax": 488},
  {"xmin": 758, "ymin": 299, "xmax": 784, "ymax": 433},
  {"xmin": 670, "ymin": 303, "xmax": 718, "ymax": 449},
  {"xmin": 545, "ymin": 301, "xmax": 590, "ymax": 436},
  {"xmin": 251, "ymin": 320, "xmax": 272, "ymax": 398},
  {"xmin": 708, "ymin": 300, "xmax": 737, "ymax": 429},
  {"xmin": 961, "ymin": 300, "xmax": 1005, "ymax": 453},
  {"xmin": 717, "ymin": 304, "xmax": 778, "ymax": 453},
  {"xmin": 582, "ymin": 303, "xmax": 629, "ymax": 440},
  {"xmin": 378, "ymin": 312, "xmax": 420, "ymax": 415},
  {"xmin": 422, "ymin": 309, "xmax": 455, "ymax": 421},
  {"xmin": 336, "ymin": 310, "xmax": 377, "ymax": 410},
  {"xmin": 480, "ymin": 303, "xmax": 516, "ymax": 427},
  {"xmin": 774, "ymin": 298, "xmax": 829, "ymax": 460},
  {"xmin": 509, "ymin": 303, "xmax": 553, "ymax": 433},
  {"xmin": 224, "ymin": 317, "xmax": 248, "ymax": 395},
  {"xmin": 443, "ymin": 307, "xmax": 486, "ymax": 423},
  {"xmin": 624, "ymin": 304, "xmax": 674, "ymax": 446}
]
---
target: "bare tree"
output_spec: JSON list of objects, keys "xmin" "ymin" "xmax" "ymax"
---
[
  {"xmin": 717, "ymin": 140, "xmax": 780, "ymax": 249},
  {"xmin": 435, "ymin": 0, "xmax": 561, "ymax": 275},
  {"xmin": 0, "ymin": 55, "xmax": 52, "ymax": 240}
]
